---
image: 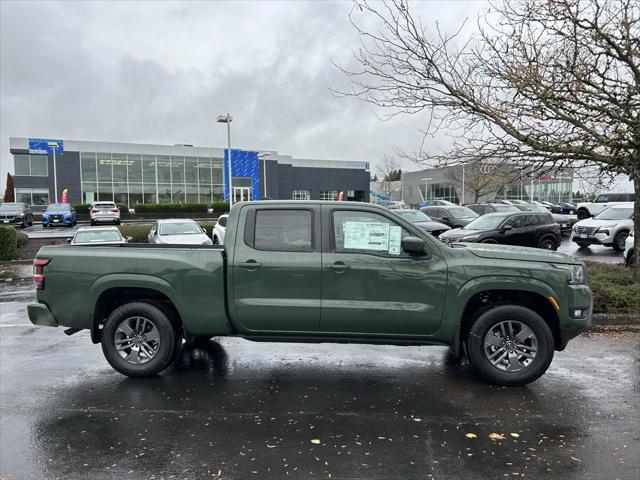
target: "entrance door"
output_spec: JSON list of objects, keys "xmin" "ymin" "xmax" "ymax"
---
[{"xmin": 233, "ymin": 187, "xmax": 252, "ymax": 203}]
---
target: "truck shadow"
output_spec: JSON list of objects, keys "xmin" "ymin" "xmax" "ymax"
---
[{"xmin": 165, "ymin": 338, "xmax": 230, "ymax": 377}]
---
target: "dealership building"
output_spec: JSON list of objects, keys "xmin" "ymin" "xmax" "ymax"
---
[
  {"xmin": 372, "ymin": 163, "xmax": 574, "ymax": 206},
  {"xmin": 9, "ymin": 137, "xmax": 370, "ymax": 206}
]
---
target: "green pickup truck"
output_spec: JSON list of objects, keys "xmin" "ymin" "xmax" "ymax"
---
[{"xmin": 28, "ymin": 201, "xmax": 592, "ymax": 386}]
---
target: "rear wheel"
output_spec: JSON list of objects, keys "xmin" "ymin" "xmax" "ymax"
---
[
  {"xmin": 101, "ymin": 302, "xmax": 178, "ymax": 378},
  {"xmin": 538, "ymin": 236, "xmax": 557, "ymax": 251},
  {"xmin": 613, "ymin": 231, "xmax": 628, "ymax": 252},
  {"xmin": 466, "ymin": 305, "xmax": 554, "ymax": 386}
]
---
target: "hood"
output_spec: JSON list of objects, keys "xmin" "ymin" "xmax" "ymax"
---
[
  {"xmin": 44, "ymin": 210, "xmax": 72, "ymax": 215},
  {"xmin": 415, "ymin": 221, "xmax": 450, "ymax": 231},
  {"xmin": 575, "ymin": 218, "xmax": 632, "ymax": 228},
  {"xmin": 441, "ymin": 228, "xmax": 489, "ymax": 239},
  {"xmin": 157, "ymin": 233, "xmax": 210, "ymax": 245},
  {"xmin": 461, "ymin": 242, "xmax": 579, "ymax": 265}
]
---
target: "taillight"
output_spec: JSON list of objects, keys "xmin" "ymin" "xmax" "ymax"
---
[
  {"xmin": 34, "ymin": 258, "xmax": 50, "ymax": 290},
  {"xmin": 111, "ymin": 208, "xmax": 119, "ymax": 213},
  {"xmin": 91, "ymin": 208, "xmax": 98, "ymax": 213}
]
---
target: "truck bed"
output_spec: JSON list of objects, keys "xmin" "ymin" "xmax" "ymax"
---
[{"xmin": 35, "ymin": 244, "xmax": 230, "ymax": 337}]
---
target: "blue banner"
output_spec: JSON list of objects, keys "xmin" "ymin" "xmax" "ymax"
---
[
  {"xmin": 223, "ymin": 149, "xmax": 261, "ymax": 201},
  {"xmin": 28, "ymin": 138, "xmax": 63, "ymax": 155}
]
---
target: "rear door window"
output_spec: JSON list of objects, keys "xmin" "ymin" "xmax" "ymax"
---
[
  {"xmin": 250, "ymin": 209, "xmax": 313, "ymax": 252},
  {"xmin": 218, "ymin": 216, "xmax": 227, "ymax": 227}
]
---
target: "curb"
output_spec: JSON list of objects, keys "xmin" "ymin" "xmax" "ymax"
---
[{"xmin": 592, "ymin": 314, "xmax": 640, "ymax": 325}]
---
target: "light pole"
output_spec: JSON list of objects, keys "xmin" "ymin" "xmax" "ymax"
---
[
  {"xmin": 421, "ymin": 177, "xmax": 432, "ymax": 203},
  {"xmin": 258, "ymin": 152, "xmax": 270, "ymax": 200},
  {"xmin": 48, "ymin": 141, "xmax": 59, "ymax": 202},
  {"xmin": 217, "ymin": 113, "xmax": 233, "ymax": 206},
  {"xmin": 461, "ymin": 164, "xmax": 465, "ymax": 205}
]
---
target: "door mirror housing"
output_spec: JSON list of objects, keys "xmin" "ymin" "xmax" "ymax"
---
[
  {"xmin": 501, "ymin": 224, "xmax": 513, "ymax": 232},
  {"xmin": 66, "ymin": 238, "xmax": 72, "ymax": 244},
  {"xmin": 402, "ymin": 236, "xmax": 427, "ymax": 255},
  {"xmin": 126, "ymin": 236, "xmax": 133, "ymax": 242}
]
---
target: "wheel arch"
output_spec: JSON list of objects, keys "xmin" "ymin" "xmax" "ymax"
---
[
  {"xmin": 455, "ymin": 287, "xmax": 562, "ymax": 356},
  {"xmin": 89, "ymin": 275, "xmax": 184, "ymax": 343}
]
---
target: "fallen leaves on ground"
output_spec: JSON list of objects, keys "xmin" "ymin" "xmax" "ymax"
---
[
  {"xmin": 465, "ymin": 433, "xmax": 477, "ymax": 439},
  {"xmin": 489, "ymin": 433, "xmax": 506, "ymax": 441}
]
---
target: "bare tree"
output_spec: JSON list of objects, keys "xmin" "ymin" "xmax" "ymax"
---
[
  {"xmin": 376, "ymin": 154, "xmax": 401, "ymax": 197},
  {"xmin": 339, "ymin": 0, "xmax": 640, "ymax": 277}
]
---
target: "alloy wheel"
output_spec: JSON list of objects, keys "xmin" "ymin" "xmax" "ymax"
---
[
  {"xmin": 483, "ymin": 320, "xmax": 538, "ymax": 373},
  {"xmin": 114, "ymin": 316, "xmax": 161, "ymax": 365}
]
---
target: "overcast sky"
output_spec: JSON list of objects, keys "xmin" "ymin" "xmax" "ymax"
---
[{"xmin": 0, "ymin": 0, "xmax": 492, "ymax": 182}]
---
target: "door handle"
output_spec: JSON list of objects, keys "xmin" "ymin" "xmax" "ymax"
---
[
  {"xmin": 327, "ymin": 263, "xmax": 350, "ymax": 271},
  {"xmin": 238, "ymin": 260, "xmax": 262, "ymax": 269}
]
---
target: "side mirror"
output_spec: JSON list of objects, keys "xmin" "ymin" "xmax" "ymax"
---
[
  {"xmin": 126, "ymin": 236, "xmax": 133, "ymax": 242},
  {"xmin": 501, "ymin": 224, "xmax": 513, "ymax": 232},
  {"xmin": 66, "ymin": 238, "xmax": 72, "ymax": 244},
  {"xmin": 402, "ymin": 236, "xmax": 427, "ymax": 255}
]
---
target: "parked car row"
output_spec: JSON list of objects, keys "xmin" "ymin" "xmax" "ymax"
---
[{"xmin": 571, "ymin": 206, "xmax": 633, "ymax": 251}]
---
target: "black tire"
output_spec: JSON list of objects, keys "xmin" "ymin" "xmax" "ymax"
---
[
  {"xmin": 116, "ymin": 220, "xmax": 121, "ymax": 225},
  {"xmin": 627, "ymin": 251, "xmax": 636, "ymax": 268},
  {"xmin": 212, "ymin": 235, "xmax": 219, "ymax": 244},
  {"xmin": 101, "ymin": 302, "xmax": 178, "ymax": 378},
  {"xmin": 466, "ymin": 305, "xmax": 555, "ymax": 386},
  {"xmin": 576, "ymin": 209, "xmax": 590, "ymax": 220},
  {"xmin": 538, "ymin": 236, "xmax": 557, "ymax": 251},
  {"xmin": 576, "ymin": 242, "xmax": 589, "ymax": 249},
  {"xmin": 612, "ymin": 231, "xmax": 628, "ymax": 252},
  {"xmin": 90, "ymin": 220, "xmax": 95, "ymax": 226}
]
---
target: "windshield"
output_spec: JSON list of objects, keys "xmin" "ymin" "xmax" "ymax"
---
[
  {"xmin": 449, "ymin": 207, "xmax": 478, "ymax": 219},
  {"xmin": 0, "ymin": 203, "xmax": 22, "ymax": 211},
  {"xmin": 46, "ymin": 203, "xmax": 71, "ymax": 212},
  {"xmin": 74, "ymin": 230, "xmax": 123, "ymax": 243},
  {"xmin": 525, "ymin": 205, "xmax": 548, "ymax": 213},
  {"xmin": 594, "ymin": 207, "xmax": 633, "ymax": 221},
  {"xmin": 398, "ymin": 211, "xmax": 431, "ymax": 222},
  {"xmin": 464, "ymin": 214, "xmax": 506, "ymax": 230},
  {"xmin": 159, "ymin": 222, "xmax": 203, "ymax": 235}
]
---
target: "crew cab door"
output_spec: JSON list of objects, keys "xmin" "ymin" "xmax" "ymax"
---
[
  {"xmin": 320, "ymin": 206, "xmax": 447, "ymax": 336},
  {"xmin": 231, "ymin": 205, "xmax": 322, "ymax": 332}
]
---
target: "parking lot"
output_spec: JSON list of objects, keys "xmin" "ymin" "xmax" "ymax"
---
[{"xmin": 0, "ymin": 263, "xmax": 638, "ymax": 480}]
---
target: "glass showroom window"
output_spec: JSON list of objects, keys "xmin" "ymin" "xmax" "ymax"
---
[
  {"xmin": 320, "ymin": 190, "xmax": 338, "ymax": 201},
  {"xmin": 15, "ymin": 188, "xmax": 31, "ymax": 203},
  {"xmin": 292, "ymin": 190, "xmax": 310, "ymax": 200},
  {"xmin": 29, "ymin": 155, "xmax": 48, "ymax": 176},
  {"xmin": 157, "ymin": 156, "xmax": 171, "ymax": 184},
  {"xmin": 13, "ymin": 154, "xmax": 48, "ymax": 176}
]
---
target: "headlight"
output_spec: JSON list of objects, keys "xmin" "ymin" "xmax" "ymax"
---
[{"xmin": 551, "ymin": 263, "xmax": 587, "ymax": 285}]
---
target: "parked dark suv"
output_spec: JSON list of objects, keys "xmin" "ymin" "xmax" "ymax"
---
[
  {"xmin": 420, "ymin": 205, "xmax": 478, "ymax": 228},
  {"xmin": 439, "ymin": 211, "xmax": 561, "ymax": 250},
  {"xmin": 0, "ymin": 202, "xmax": 33, "ymax": 228},
  {"xmin": 466, "ymin": 203, "xmax": 521, "ymax": 216}
]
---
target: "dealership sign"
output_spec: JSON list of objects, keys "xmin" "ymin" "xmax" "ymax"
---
[{"xmin": 28, "ymin": 138, "xmax": 64, "ymax": 155}]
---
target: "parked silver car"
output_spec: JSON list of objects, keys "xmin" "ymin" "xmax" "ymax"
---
[
  {"xmin": 69, "ymin": 226, "xmax": 128, "ymax": 245},
  {"xmin": 148, "ymin": 219, "xmax": 212, "ymax": 245},
  {"xmin": 90, "ymin": 202, "xmax": 120, "ymax": 225},
  {"xmin": 571, "ymin": 206, "xmax": 633, "ymax": 251},
  {"xmin": 212, "ymin": 214, "xmax": 228, "ymax": 245}
]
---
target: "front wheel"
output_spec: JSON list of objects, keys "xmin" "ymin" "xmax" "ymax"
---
[
  {"xmin": 466, "ymin": 305, "xmax": 554, "ymax": 386},
  {"xmin": 101, "ymin": 302, "xmax": 178, "ymax": 378},
  {"xmin": 612, "ymin": 231, "xmax": 628, "ymax": 252}
]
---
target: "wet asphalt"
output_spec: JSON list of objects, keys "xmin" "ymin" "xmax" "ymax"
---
[{"xmin": 1, "ymin": 263, "xmax": 639, "ymax": 480}]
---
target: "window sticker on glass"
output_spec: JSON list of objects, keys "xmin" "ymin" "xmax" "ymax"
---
[{"xmin": 343, "ymin": 221, "xmax": 402, "ymax": 254}]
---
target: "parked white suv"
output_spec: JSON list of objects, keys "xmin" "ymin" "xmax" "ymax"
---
[
  {"xmin": 625, "ymin": 229, "xmax": 636, "ymax": 267},
  {"xmin": 212, "ymin": 214, "xmax": 228, "ymax": 245},
  {"xmin": 576, "ymin": 192, "xmax": 634, "ymax": 220},
  {"xmin": 90, "ymin": 202, "xmax": 120, "ymax": 225},
  {"xmin": 571, "ymin": 206, "xmax": 633, "ymax": 251}
]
